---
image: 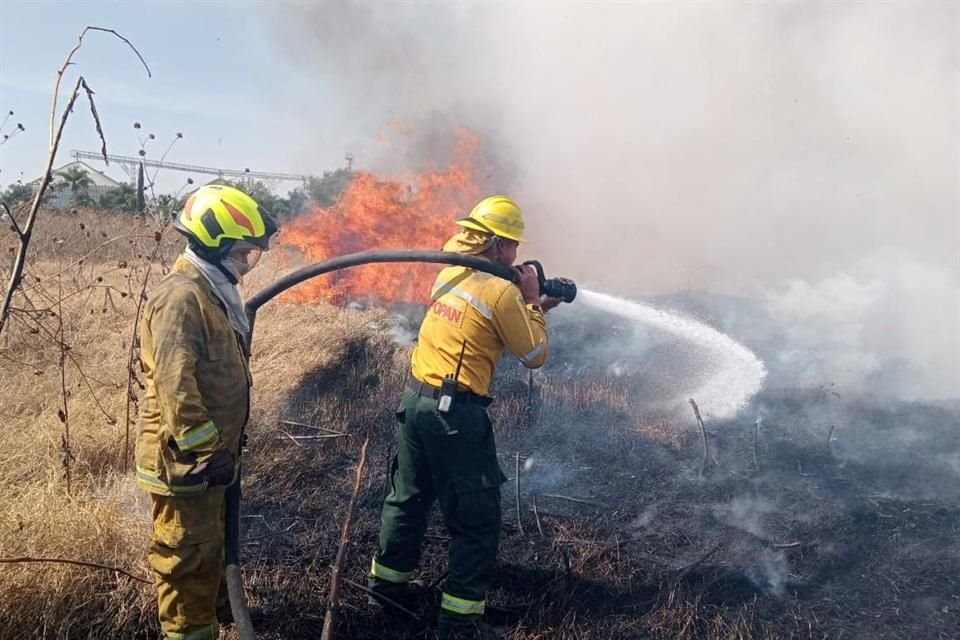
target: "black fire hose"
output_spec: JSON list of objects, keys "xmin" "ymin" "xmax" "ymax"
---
[
  {"xmin": 224, "ymin": 250, "xmax": 518, "ymax": 638},
  {"xmin": 242, "ymin": 250, "xmax": 518, "ymax": 344}
]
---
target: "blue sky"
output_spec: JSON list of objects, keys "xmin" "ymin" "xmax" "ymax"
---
[{"xmin": 0, "ymin": 1, "xmax": 350, "ymax": 193}]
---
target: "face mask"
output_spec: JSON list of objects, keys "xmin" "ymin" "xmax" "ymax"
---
[{"xmin": 222, "ymin": 245, "xmax": 263, "ymax": 280}]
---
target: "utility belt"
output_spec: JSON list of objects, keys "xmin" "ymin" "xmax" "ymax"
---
[{"xmin": 408, "ymin": 377, "xmax": 493, "ymax": 408}]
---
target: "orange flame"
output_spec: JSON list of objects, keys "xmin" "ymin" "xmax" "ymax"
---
[{"xmin": 281, "ymin": 128, "xmax": 486, "ymax": 305}]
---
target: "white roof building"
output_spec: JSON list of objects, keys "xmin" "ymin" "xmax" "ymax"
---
[{"xmin": 27, "ymin": 161, "xmax": 124, "ymax": 208}]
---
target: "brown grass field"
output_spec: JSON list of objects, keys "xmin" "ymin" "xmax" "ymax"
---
[{"xmin": 1, "ymin": 209, "xmax": 957, "ymax": 639}]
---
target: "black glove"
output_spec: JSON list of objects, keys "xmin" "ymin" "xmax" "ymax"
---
[{"xmin": 188, "ymin": 448, "xmax": 236, "ymax": 487}]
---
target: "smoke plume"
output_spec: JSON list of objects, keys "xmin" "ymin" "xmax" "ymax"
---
[{"xmin": 261, "ymin": 2, "xmax": 959, "ymax": 401}]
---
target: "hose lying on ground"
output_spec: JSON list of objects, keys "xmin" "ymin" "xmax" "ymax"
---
[{"xmin": 226, "ymin": 250, "xmax": 517, "ymax": 639}]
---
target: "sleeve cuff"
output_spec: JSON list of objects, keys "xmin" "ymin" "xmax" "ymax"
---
[{"xmin": 173, "ymin": 420, "xmax": 219, "ymax": 452}]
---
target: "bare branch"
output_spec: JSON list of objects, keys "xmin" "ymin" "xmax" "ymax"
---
[
  {"xmin": 0, "ymin": 556, "xmax": 150, "ymax": 584},
  {"xmin": 689, "ymin": 398, "xmax": 710, "ymax": 477},
  {"xmin": 278, "ymin": 418, "xmax": 346, "ymax": 435},
  {"xmin": 515, "ymin": 451, "xmax": 524, "ymax": 535},
  {"xmin": 321, "ymin": 436, "xmax": 370, "ymax": 640},
  {"xmin": 532, "ymin": 494, "xmax": 544, "ymax": 537},
  {"xmin": 675, "ymin": 543, "xmax": 722, "ymax": 583},
  {"xmin": 78, "ymin": 78, "xmax": 107, "ymax": 164},
  {"xmin": 342, "ymin": 578, "xmax": 421, "ymax": 622},
  {"xmin": 536, "ymin": 493, "xmax": 608, "ymax": 508},
  {"xmin": 753, "ymin": 417, "xmax": 762, "ymax": 472},
  {"xmin": 57, "ymin": 277, "xmax": 72, "ymax": 494},
  {"xmin": 1, "ymin": 27, "xmax": 150, "ymax": 338},
  {"xmin": 50, "ymin": 26, "xmax": 151, "ymax": 148},
  {"xmin": 2, "ymin": 202, "xmax": 22, "ymax": 238}
]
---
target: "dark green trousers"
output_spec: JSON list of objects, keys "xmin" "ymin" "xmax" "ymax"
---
[{"xmin": 371, "ymin": 388, "xmax": 506, "ymax": 616}]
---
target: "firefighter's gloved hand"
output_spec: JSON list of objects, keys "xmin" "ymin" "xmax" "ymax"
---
[
  {"xmin": 188, "ymin": 448, "xmax": 235, "ymax": 487},
  {"xmin": 541, "ymin": 278, "xmax": 575, "ymax": 312},
  {"xmin": 515, "ymin": 264, "xmax": 541, "ymax": 304}
]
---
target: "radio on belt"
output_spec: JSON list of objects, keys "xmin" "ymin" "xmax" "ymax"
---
[{"xmin": 438, "ymin": 341, "xmax": 467, "ymax": 414}]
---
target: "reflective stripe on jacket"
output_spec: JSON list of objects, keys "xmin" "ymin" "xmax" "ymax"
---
[
  {"xmin": 135, "ymin": 256, "xmax": 250, "ymax": 496},
  {"xmin": 411, "ymin": 263, "xmax": 548, "ymax": 396}
]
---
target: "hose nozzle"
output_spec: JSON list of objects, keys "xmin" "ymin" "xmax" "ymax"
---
[{"xmin": 522, "ymin": 260, "xmax": 577, "ymax": 303}]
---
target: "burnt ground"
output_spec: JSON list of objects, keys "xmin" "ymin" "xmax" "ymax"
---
[{"xmin": 231, "ymin": 327, "xmax": 960, "ymax": 640}]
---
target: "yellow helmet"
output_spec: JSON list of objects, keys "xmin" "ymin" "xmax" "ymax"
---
[
  {"xmin": 455, "ymin": 195, "xmax": 526, "ymax": 243},
  {"xmin": 174, "ymin": 184, "xmax": 278, "ymax": 254}
]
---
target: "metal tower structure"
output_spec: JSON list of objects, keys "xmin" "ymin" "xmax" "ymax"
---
[{"xmin": 71, "ymin": 150, "xmax": 310, "ymax": 184}]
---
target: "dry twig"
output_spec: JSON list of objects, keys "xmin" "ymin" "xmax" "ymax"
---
[
  {"xmin": 752, "ymin": 419, "xmax": 760, "ymax": 473},
  {"xmin": 0, "ymin": 556, "xmax": 150, "ymax": 583},
  {"xmin": 675, "ymin": 543, "xmax": 722, "ymax": 583},
  {"xmin": 515, "ymin": 451, "xmax": 524, "ymax": 535},
  {"xmin": 56, "ymin": 277, "xmax": 71, "ymax": 494},
  {"xmin": 321, "ymin": 436, "xmax": 370, "ymax": 640},
  {"xmin": 532, "ymin": 494, "xmax": 543, "ymax": 537},
  {"xmin": 537, "ymin": 493, "xmax": 607, "ymax": 508},
  {"xmin": 772, "ymin": 541, "xmax": 803, "ymax": 549},
  {"xmin": 426, "ymin": 570, "xmax": 449, "ymax": 593},
  {"xmin": 275, "ymin": 433, "xmax": 349, "ymax": 443},
  {"xmin": 279, "ymin": 418, "xmax": 346, "ymax": 435},
  {"xmin": 342, "ymin": 578, "xmax": 422, "ymax": 622},
  {"xmin": 689, "ymin": 398, "xmax": 709, "ymax": 477}
]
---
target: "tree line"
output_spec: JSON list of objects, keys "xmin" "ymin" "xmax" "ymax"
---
[{"xmin": 1, "ymin": 166, "xmax": 353, "ymax": 218}]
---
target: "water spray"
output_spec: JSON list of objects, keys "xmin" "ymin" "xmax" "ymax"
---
[{"xmin": 576, "ymin": 288, "xmax": 767, "ymax": 419}]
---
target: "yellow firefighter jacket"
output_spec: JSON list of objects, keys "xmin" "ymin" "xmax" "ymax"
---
[
  {"xmin": 411, "ymin": 260, "xmax": 548, "ymax": 397},
  {"xmin": 135, "ymin": 256, "xmax": 250, "ymax": 496}
]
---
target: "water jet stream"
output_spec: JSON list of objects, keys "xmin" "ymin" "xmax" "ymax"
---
[{"xmin": 579, "ymin": 288, "xmax": 767, "ymax": 419}]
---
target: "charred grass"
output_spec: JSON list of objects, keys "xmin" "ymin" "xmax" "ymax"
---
[{"xmin": 0, "ymin": 210, "xmax": 958, "ymax": 639}]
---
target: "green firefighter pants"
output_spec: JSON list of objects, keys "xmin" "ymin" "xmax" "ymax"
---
[
  {"xmin": 371, "ymin": 388, "xmax": 506, "ymax": 617},
  {"xmin": 148, "ymin": 489, "xmax": 227, "ymax": 640}
]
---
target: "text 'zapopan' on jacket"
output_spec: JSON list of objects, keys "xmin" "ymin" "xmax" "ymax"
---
[
  {"xmin": 412, "ymin": 264, "xmax": 548, "ymax": 397},
  {"xmin": 135, "ymin": 257, "xmax": 250, "ymax": 496}
]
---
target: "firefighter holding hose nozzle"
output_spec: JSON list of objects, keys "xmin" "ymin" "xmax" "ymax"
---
[{"xmin": 369, "ymin": 195, "xmax": 575, "ymax": 640}]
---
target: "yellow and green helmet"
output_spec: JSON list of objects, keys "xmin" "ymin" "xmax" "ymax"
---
[{"xmin": 174, "ymin": 184, "xmax": 278, "ymax": 255}]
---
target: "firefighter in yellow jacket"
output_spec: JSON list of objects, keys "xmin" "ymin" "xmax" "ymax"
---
[
  {"xmin": 369, "ymin": 195, "xmax": 572, "ymax": 640},
  {"xmin": 135, "ymin": 185, "xmax": 278, "ymax": 640}
]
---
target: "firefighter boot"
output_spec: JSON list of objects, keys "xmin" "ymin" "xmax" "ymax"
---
[
  {"xmin": 366, "ymin": 579, "xmax": 426, "ymax": 609},
  {"xmin": 437, "ymin": 612, "xmax": 499, "ymax": 640}
]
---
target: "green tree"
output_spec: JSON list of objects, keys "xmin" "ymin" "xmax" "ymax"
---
[
  {"xmin": 98, "ymin": 183, "xmax": 138, "ymax": 211},
  {"xmin": 306, "ymin": 168, "xmax": 352, "ymax": 208},
  {"xmin": 231, "ymin": 178, "xmax": 274, "ymax": 206},
  {"xmin": 283, "ymin": 188, "xmax": 309, "ymax": 217},
  {"xmin": 1, "ymin": 182, "xmax": 33, "ymax": 206},
  {"xmin": 70, "ymin": 191, "xmax": 96, "ymax": 208},
  {"xmin": 58, "ymin": 165, "xmax": 92, "ymax": 197}
]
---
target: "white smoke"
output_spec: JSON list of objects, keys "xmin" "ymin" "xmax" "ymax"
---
[
  {"xmin": 763, "ymin": 253, "xmax": 960, "ymax": 400},
  {"xmin": 260, "ymin": 2, "xmax": 960, "ymax": 401}
]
